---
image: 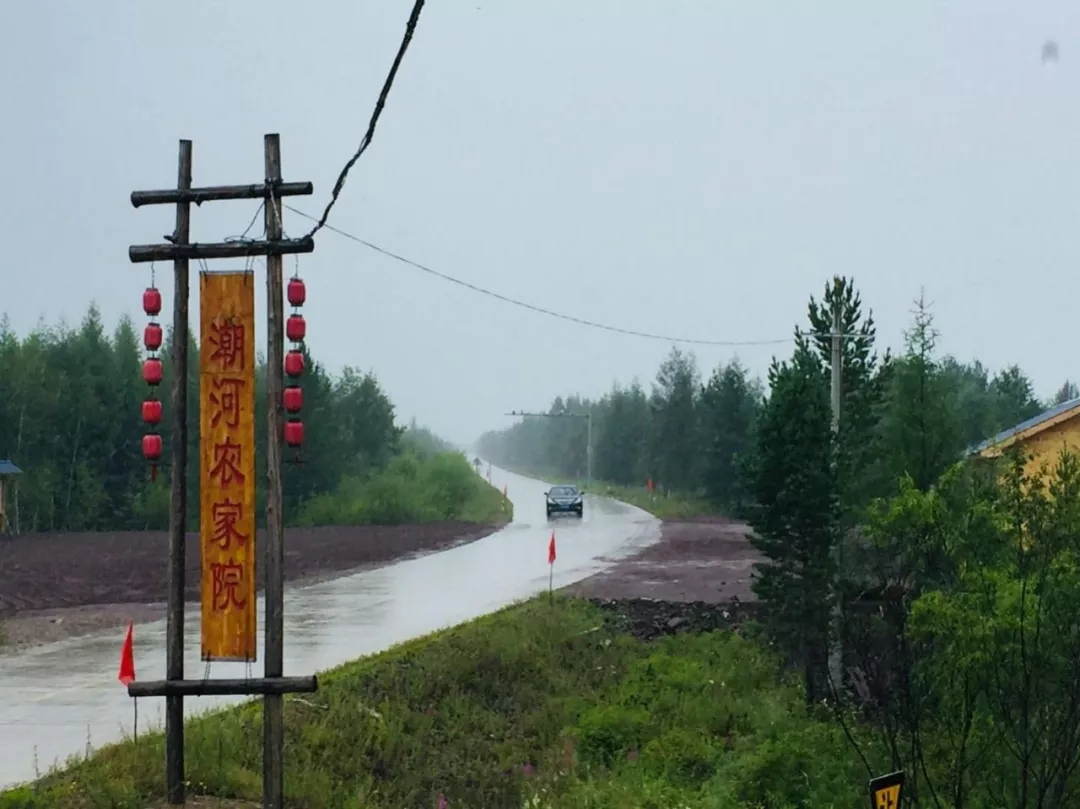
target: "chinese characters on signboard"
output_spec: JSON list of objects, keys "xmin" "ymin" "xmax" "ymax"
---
[{"xmin": 199, "ymin": 272, "xmax": 257, "ymax": 661}]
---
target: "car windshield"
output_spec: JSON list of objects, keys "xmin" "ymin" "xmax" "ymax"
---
[{"xmin": 550, "ymin": 486, "xmax": 578, "ymax": 497}]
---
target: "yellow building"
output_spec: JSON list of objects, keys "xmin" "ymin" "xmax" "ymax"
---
[{"xmin": 970, "ymin": 398, "xmax": 1080, "ymax": 477}]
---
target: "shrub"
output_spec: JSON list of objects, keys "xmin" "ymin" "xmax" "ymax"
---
[{"xmin": 294, "ymin": 451, "xmax": 506, "ymax": 526}]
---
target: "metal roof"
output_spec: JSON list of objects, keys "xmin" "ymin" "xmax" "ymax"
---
[
  {"xmin": 967, "ymin": 396, "xmax": 1080, "ymax": 457},
  {"xmin": 0, "ymin": 460, "xmax": 21, "ymax": 475}
]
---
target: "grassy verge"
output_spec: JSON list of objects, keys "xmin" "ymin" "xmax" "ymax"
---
[
  {"xmin": 582, "ymin": 481, "xmax": 717, "ymax": 520},
  {"xmin": 295, "ymin": 451, "xmax": 511, "ymax": 527},
  {"xmin": 3, "ymin": 598, "xmax": 877, "ymax": 809}
]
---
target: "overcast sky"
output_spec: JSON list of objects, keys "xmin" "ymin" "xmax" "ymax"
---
[{"xmin": 2, "ymin": 2, "xmax": 1078, "ymax": 445}]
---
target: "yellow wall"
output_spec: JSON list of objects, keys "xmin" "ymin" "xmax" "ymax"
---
[{"xmin": 990, "ymin": 414, "xmax": 1080, "ymax": 480}]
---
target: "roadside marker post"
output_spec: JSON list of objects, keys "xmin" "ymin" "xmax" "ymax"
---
[
  {"xmin": 548, "ymin": 531, "xmax": 557, "ymax": 603},
  {"xmin": 868, "ymin": 770, "xmax": 904, "ymax": 809},
  {"xmin": 127, "ymin": 136, "xmax": 318, "ymax": 809}
]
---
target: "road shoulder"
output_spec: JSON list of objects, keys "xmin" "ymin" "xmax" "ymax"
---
[
  {"xmin": 564, "ymin": 515, "xmax": 760, "ymax": 604},
  {"xmin": 0, "ymin": 519, "xmax": 506, "ymax": 651}
]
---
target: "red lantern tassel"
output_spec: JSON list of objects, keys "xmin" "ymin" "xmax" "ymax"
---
[{"xmin": 150, "ymin": 463, "xmax": 158, "ymax": 482}]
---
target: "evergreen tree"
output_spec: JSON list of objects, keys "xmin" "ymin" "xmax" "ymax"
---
[
  {"xmin": 1052, "ymin": 379, "xmax": 1079, "ymax": 406},
  {"xmin": 806, "ymin": 276, "xmax": 891, "ymax": 519},
  {"xmin": 878, "ymin": 293, "xmax": 960, "ymax": 491},
  {"xmin": 0, "ymin": 304, "xmax": 408, "ymax": 533},
  {"xmin": 698, "ymin": 359, "xmax": 761, "ymax": 512},
  {"xmin": 744, "ymin": 341, "xmax": 838, "ymax": 702},
  {"xmin": 648, "ymin": 347, "xmax": 701, "ymax": 492},
  {"xmin": 989, "ymin": 365, "xmax": 1043, "ymax": 430}
]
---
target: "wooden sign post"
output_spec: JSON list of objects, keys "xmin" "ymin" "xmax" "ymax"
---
[{"xmin": 127, "ymin": 135, "xmax": 319, "ymax": 809}]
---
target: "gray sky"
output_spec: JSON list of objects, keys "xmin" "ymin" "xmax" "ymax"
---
[{"xmin": 3, "ymin": 2, "xmax": 1078, "ymax": 445}]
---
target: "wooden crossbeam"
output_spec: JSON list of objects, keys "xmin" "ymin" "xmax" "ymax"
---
[
  {"xmin": 128, "ymin": 237, "xmax": 314, "ymax": 264},
  {"xmin": 128, "ymin": 675, "xmax": 318, "ymax": 699},
  {"xmin": 131, "ymin": 181, "xmax": 313, "ymax": 208}
]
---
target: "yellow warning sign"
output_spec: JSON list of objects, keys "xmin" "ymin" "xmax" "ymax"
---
[{"xmin": 869, "ymin": 770, "xmax": 904, "ymax": 809}]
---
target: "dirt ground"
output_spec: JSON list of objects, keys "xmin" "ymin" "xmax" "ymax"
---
[
  {"xmin": 564, "ymin": 516, "xmax": 760, "ymax": 604},
  {"xmin": 0, "ymin": 520, "xmax": 504, "ymax": 650}
]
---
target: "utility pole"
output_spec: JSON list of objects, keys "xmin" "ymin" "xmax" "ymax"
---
[
  {"xmin": 128, "ymin": 135, "xmax": 318, "ymax": 809},
  {"xmin": 166, "ymin": 139, "xmax": 192, "ymax": 805},
  {"xmin": 262, "ymin": 133, "xmax": 287, "ymax": 809},
  {"xmin": 827, "ymin": 298, "xmax": 844, "ymax": 696},
  {"xmin": 586, "ymin": 412, "xmax": 593, "ymax": 486},
  {"xmin": 796, "ymin": 299, "xmax": 853, "ymax": 698},
  {"xmin": 505, "ymin": 410, "xmax": 593, "ymax": 487}
]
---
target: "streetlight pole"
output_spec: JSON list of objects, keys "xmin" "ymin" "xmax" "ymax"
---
[{"xmin": 506, "ymin": 410, "xmax": 593, "ymax": 488}]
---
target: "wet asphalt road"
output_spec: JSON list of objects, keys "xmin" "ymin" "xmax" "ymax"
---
[{"xmin": 0, "ymin": 466, "xmax": 659, "ymax": 789}]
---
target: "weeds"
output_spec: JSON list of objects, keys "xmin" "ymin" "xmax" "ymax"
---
[{"xmin": 586, "ymin": 481, "xmax": 717, "ymax": 520}]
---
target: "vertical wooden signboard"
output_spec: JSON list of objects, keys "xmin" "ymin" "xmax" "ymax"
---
[{"xmin": 199, "ymin": 271, "xmax": 257, "ymax": 661}]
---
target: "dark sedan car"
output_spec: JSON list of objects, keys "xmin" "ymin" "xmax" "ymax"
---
[{"xmin": 545, "ymin": 484, "xmax": 584, "ymax": 518}]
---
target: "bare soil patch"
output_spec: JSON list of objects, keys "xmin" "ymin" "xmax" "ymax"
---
[
  {"xmin": 565, "ymin": 516, "xmax": 761, "ymax": 603},
  {"xmin": 0, "ymin": 520, "xmax": 504, "ymax": 650}
]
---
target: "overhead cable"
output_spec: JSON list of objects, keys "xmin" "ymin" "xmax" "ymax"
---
[
  {"xmin": 303, "ymin": 0, "xmax": 427, "ymax": 240},
  {"xmin": 286, "ymin": 205, "xmax": 791, "ymax": 347}
]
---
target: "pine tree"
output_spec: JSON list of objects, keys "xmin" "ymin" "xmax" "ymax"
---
[
  {"xmin": 699, "ymin": 359, "xmax": 761, "ymax": 512},
  {"xmin": 878, "ymin": 292, "xmax": 960, "ymax": 491},
  {"xmin": 745, "ymin": 341, "xmax": 838, "ymax": 702},
  {"xmin": 806, "ymin": 276, "xmax": 891, "ymax": 519},
  {"xmin": 648, "ymin": 347, "xmax": 701, "ymax": 492},
  {"xmin": 1053, "ymin": 380, "xmax": 1079, "ymax": 406}
]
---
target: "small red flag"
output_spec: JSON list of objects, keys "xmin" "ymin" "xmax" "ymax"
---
[
  {"xmin": 118, "ymin": 621, "xmax": 135, "ymax": 686},
  {"xmin": 647, "ymin": 477, "xmax": 654, "ymax": 493},
  {"xmin": 548, "ymin": 532, "xmax": 557, "ymax": 565}
]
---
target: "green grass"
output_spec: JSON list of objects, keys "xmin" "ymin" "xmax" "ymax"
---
[
  {"xmin": 582, "ymin": 481, "xmax": 717, "ymax": 520},
  {"xmin": 295, "ymin": 451, "xmax": 511, "ymax": 527},
  {"xmin": 2, "ymin": 598, "xmax": 876, "ymax": 809}
]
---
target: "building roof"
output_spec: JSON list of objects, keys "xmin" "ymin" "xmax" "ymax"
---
[
  {"xmin": 0, "ymin": 460, "xmax": 21, "ymax": 475},
  {"xmin": 968, "ymin": 397, "xmax": 1080, "ymax": 458}
]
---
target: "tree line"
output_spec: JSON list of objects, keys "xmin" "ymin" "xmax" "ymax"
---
[
  {"xmin": 480, "ymin": 276, "xmax": 1080, "ymax": 807},
  {"xmin": 477, "ymin": 280, "xmax": 1055, "ymax": 515},
  {"xmin": 0, "ymin": 305, "xmax": 438, "ymax": 533}
]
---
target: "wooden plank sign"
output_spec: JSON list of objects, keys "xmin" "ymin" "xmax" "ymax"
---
[{"xmin": 199, "ymin": 271, "xmax": 257, "ymax": 661}]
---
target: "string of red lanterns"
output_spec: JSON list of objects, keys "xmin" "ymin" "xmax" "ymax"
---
[
  {"xmin": 284, "ymin": 272, "xmax": 306, "ymax": 460},
  {"xmin": 142, "ymin": 282, "xmax": 164, "ymax": 480}
]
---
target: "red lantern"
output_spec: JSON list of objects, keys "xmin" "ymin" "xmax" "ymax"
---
[
  {"xmin": 287, "ymin": 277, "xmax": 306, "ymax": 307},
  {"xmin": 142, "ymin": 399, "xmax": 163, "ymax": 425},
  {"xmin": 143, "ymin": 287, "xmax": 162, "ymax": 317},
  {"xmin": 283, "ymin": 385, "xmax": 303, "ymax": 413},
  {"xmin": 142, "ymin": 433, "xmax": 163, "ymax": 461},
  {"xmin": 143, "ymin": 357, "xmax": 163, "ymax": 385},
  {"xmin": 286, "ymin": 314, "xmax": 306, "ymax": 342},
  {"xmin": 144, "ymin": 322, "xmax": 163, "ymax": 352},
  {"xmin": 285, "ymin": 350, "xmax": 305, "ymax": 378},
  {"xmin": 284, "ymin": 420, "xmax": 304, "ymax": 447}
]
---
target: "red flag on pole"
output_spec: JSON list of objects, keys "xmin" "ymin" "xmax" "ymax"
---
[
  {"xmin": 118, "ymin": 621, "xmax": 135, "ymax": 685},
  {"xmin": 548, "ymin": 532, "xmax": 557, "ymax": 565}
]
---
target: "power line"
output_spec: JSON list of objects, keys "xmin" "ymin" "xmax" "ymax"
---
[
  {"xmin": 286, "ymin": 204, "xmax": 792, "ymax": 348},
  {"xmin": 303, "ymin": 0, "xmax": 427, "ymax": 240}
]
